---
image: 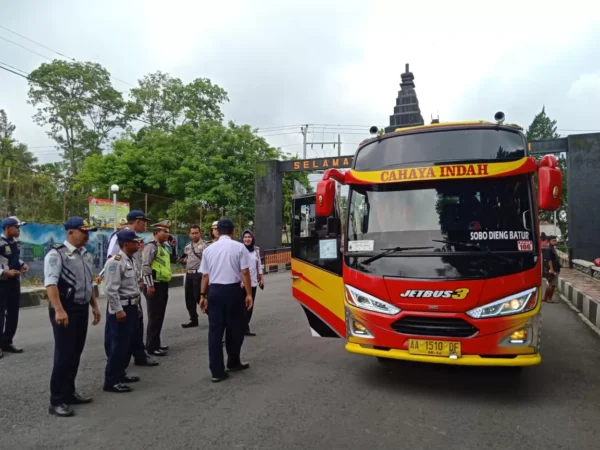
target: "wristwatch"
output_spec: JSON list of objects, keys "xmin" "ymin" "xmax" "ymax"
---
[{"xmin": 200, "ymin": 293, "xmax": 207, "ymax": 297}]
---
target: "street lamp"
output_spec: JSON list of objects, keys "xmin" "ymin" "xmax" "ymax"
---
[{"xmin": 110, "ymin": 184, "xmax": 119, "ymax": 232}]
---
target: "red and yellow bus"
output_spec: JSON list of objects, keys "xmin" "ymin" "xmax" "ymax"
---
[{"xmin": 291, "ymin": 117, "xmax": 562, "ymax": 367}]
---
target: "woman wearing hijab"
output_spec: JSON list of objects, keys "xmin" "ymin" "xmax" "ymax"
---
[{"xmin": 240, "ymin": 229, "xmax": 263, "ymax": 336}]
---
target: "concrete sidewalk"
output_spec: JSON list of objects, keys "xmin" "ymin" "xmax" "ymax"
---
[{"xmin": 554, "ymin": 268, "xmax": 600, "ymax": 335}]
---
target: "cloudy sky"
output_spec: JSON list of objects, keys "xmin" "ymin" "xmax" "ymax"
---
[{"xmin": 2, "ymin": 0, "xmax": 600, "ymax": 169}]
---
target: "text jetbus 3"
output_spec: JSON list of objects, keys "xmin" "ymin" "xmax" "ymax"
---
[{"xmin": 291, "ymin": 115, "xmax": 562, "ymax": 368}]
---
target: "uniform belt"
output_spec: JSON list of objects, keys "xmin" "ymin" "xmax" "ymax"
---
[
  {"xmin": 120, "ymin": 296, "xmax": 140, "ymax": 306},
  {"xmin": 187, "ymin": 269, "xmax": 199, "ymax": 274}
]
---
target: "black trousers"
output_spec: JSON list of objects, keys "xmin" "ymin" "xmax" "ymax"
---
[
  {"xmin": 0, "ymin": 279, "xmax": 20, "ymax": 346},
  {"xmin": 245, "ymin": 286, "xmax": 258, "ymax": 332},
  {"xmin": 207, "ymin": 283, "xmax": 246, "ymax": 377},
  {"xmin": 146, "ymin": 282, "xmax": 169, "ymax": 352},
  {"xmin": 131, "ymin": 301, "xmax": 148, "ymax": 362},
  {"xmin": 185, "ymin": 272, "xmax": 201, "ymax": 322},
  {"xmin": 104, "ymin": 304, "xmax": 137, "ymax": 387},
  {"xmin": 49, "ymin": 305, "xmax": 89, "ymax": 406}
]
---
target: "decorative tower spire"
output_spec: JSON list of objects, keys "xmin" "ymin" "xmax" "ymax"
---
[{"xmin": 384, "ymin": 63, "xmax": 425, "ymax": 133}]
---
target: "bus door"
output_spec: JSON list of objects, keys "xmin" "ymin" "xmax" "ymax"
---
[{"xmin": 291, "ymin": 193, "xmax": 346, "ymax": 338}]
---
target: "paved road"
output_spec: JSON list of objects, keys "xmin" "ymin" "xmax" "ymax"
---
[{"xmin": 1, "ymin": 272, "xmax": 599, "ymax": 450}]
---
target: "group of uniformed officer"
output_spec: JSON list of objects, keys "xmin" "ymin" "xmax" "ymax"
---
[{"xmin": 4, "ymin": 211, "xmax": 255, "ymax": 416}]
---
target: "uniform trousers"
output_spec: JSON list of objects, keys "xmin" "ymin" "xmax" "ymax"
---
[
  {"xmin": 185, "ymin": 272, "xmax": 201, "ymax": 322},
  {"xmin": 49, "ymin": 304, "xmax": 89, "ymax": 406},
  {"xmin": 131, "ymin": 300, "xmax": 148, "ymax": 362},
  {"xmin": 104, "ymin": 304, "xmax": 138, "ymax": 387},
  {"xmin": 0, "ymin": 279, "xmax": 20, "ymax": 346},
  {"xmin": 245, "ymin": 286, "xmax": 258, "ymax": 332},
  {"xmin": 146, "ymin": 282, "xmax": 169, "ymax": 352},
  {"xmin": 207, "ymin": 283, "xmax": 246, "ymax": 377}
]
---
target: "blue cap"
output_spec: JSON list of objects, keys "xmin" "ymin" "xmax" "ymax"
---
[
  {"xmin": 2, "ymin": 216, "xmax": 26, "ymax": 228},
  {"xmin": 127, "ymin": 210, "xmax": 150, "ymax": 222},
  {"xmin": 116, "ymin": 229, "xmax": 142, "ymax": 242},
  {"xmin": 64, "ymin": 216, "xmax": 98, "ymax": 232},
  {"xmin": 217, "ymin": 218, "xmax": 235, "ymax": 233}
]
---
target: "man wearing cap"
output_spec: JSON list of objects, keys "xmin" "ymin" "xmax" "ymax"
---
[
  {"xmin": 141, "ymin": 220, "xmax": 172, "ymax": 356},
  {"xmin": 199, "ymin": 218, "xmax": 254, "ymax": 382},
  {"xmin": 0, "ymin": 216, "xmax": 29, "ymax": 358},
  {"xmin": 44, "ymin": 217, "xmax": 102, "ymax": 417},
  {"xmin": 104, "ymin": 210, "xmax": 158, "ymax": 367},
  {"xmin": 179, "ymin": 225, "xmax": 207, "ymax": 328},
  {"xmin": 103, "ymin": 229, "xmax": 144, "ymax": 393}
]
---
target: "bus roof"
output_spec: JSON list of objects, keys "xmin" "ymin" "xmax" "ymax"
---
[{"xmin": 361, "ymin": 120, "xmax": 525, "ymax": 147}]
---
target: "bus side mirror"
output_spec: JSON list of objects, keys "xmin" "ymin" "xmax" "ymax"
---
[
  {"xmin": 327, "ymin": 217, "xmax": 341, "ymax": 237},
  {"xmin": 538, "ymin": 155, "xmax": 562, "ymax": 211},
  {"xmin": 316, "ymin": 179, "xmax": 336, "ymax": 217}
]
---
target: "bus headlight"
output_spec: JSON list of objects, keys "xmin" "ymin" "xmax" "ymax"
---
[
  {"xmin": 344, "ymin": 285, "xmax": 401, "ymax": 316},
  {"xmin": 466, "ymin": 287, "xmax": 538, "ymax": 319}
]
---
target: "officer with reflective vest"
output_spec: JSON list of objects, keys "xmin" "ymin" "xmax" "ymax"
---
[
  {"xmin": 141, "ymin": 220, "xmax": 172, "ymax": 356},
  {"xmin": 44, "ymin": 217, "xmax": 102, "ymax": 417},
  {"xmin": 199, "ymin": 218, "xmax": 253, "ymax": 382},
  {"xmin": 0, "ymin": 216, "xmax": 28, "ymax": 358},
  {"xmin": 103, "ymin": 229, "xmax": 143, "ymax": 393},
  {"xmin": 103, "ymin": 210, "xmax": 158, "ymax": 367}
]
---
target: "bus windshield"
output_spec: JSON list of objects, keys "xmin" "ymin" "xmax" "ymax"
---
[{"xmin": 346, "ymin": 175, "xmax": 537, "ymax": 279}]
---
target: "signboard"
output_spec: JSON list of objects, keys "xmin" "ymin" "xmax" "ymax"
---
[
  {"xmin": 528, "ymin": 138, "xmax": 568, "ymax": 155},
  {"xmin": 280, "ymin": 156, "xmax": 354, "ymax": 172},
  {"xmin": 88, "ymin": 197, "xmax": 130, "ymax": 229}
]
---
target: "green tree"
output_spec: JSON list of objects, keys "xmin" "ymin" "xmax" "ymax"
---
[
  {"xmin": 526, "ymin": 106, "xmax": 568, "ymax": 239},
  {"xmin": 27, "ymin": 60, "xmax": 130, "ymax": 178},
  {"xmin": 129, "ymin": 71, "xmax": 229, "ymax": 131}
]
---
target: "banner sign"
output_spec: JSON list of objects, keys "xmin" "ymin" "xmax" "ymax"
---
[{"xmin": 88, "ymin": 197, "xmax": 130, "ymax": 229}]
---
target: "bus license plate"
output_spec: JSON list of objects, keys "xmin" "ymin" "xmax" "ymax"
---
[{"xmin": 408, "ymin": 339, "xmax": 462, "ymax": 357}]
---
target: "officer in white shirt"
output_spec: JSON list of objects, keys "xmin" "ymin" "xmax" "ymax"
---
[{"xmin": 199, "ymin": 219, "xmax": 253, "ymax": 382}]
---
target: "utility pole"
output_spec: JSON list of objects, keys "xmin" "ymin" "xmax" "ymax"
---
[{"xmin": 301, "ymin": 125, "xmax": 308, "ymax": 159}]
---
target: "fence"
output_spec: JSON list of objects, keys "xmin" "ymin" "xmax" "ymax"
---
[{"xmin": 263, "ymin": 247, "xmax": 291, "ymax": 274}]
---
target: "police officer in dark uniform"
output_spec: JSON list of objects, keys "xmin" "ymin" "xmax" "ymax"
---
[
  {"xmin": 103, "ymin": 229, "xmax": 143, "ymax": 393},
  {"xmin": 199, "ymin": 219, "xmax": 253, "ymax": 382},
  {"xmin": 44, "ymin": 217, "xmax": 102, "ymax": 417},
  {"xmin": 179, "ymin": 225, "xmax": 206, "ymax": 328},
  {"xmin": 141, "ymin": 220, "xmax": 172, "ymax": 356},
  {"xmin": 0, "ymin": 216, "xmax": 28, "ymax": 358}
]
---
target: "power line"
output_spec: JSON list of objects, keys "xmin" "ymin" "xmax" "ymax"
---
[
  {"xmin": 0, "ymin": 61, "xmax": 151, "ymax": 126},
  {"xmin": 0, "ymin": 25, "xmax": 135, "ymax": 88}
]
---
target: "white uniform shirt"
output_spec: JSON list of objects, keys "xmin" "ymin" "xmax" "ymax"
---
[
  {"xmin": 199, "ymin": 235, "xmax": 250, "ymax": 285},
  {"xmin": 245, "ymin": 247, "xmax": 263, "ymax": 287}
]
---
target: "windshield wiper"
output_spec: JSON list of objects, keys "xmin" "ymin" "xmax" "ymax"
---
[
  {"xmin": 360, "ymin": 246, "xmax": 435, "ymax": 265},
  {"xmin": 431, "ymin": 239, "xmax": 516, "ymax": 264}
]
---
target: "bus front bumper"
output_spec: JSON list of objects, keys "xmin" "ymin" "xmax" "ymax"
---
[{"xmin": 345, "ymin": 342, "xmax": 541, "ymax": 366}]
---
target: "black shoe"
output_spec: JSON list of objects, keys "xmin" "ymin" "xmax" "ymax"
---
[
  {"xmin": 49, "ymin": 403, "xmax": 74, "ymax": 417},
  {"xmin": 0, "ymin": 348, "xmax": 3, "ymax": 359},
  {"xmin": 121, "ymin": 375, "xmax": 141, "ymax": 383},
  {"xmin": 245, "ymin": 331, "xmax": 256, "ymax": 336},
  {"xmin": 65, "ymin": 392, "xmax": 92, "ymax": 404},
  {"xmin": 182, "ymin": 321, "xmax": 199, "ymax": 328},
  {"xmin": 150, "ymin": 349, "xmax": 167, "ymax": 357},
  {"xmin": 134, "ymin": 357, "xmax": 159, "ymax": 366},
  {"xmin": 2, "ymin": 344, "xmax": 23, "ymax": 353},
  {"xmin": 211, "ymin": 372, "xmax": 229, "ymax": 383},
  {"xmin": 159, "ymin": 345, "xmax": 169, "ymax": 351},
  {"xmin": 103, "ymin": 383, "xmax": 132, "ymax": 393},
  {"xmin": 227, "ymin": 362, "xmax": 250, "ymax": 372}
]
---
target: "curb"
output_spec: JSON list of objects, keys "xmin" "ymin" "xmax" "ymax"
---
[{"xmin": 544, "ymin": 278, "xmax": 600, "ymax": 338}]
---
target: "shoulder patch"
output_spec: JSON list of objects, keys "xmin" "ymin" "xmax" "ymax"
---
[
  {"xmin": 49, "ymin": 255, "xmax": 59, "ymax": 267},
  {"xmin": 108, "ymin": 265, "xmax": 117, "ymax": 274},
  {"xmin": 114, "ymin": 254, "xmax": 122, "ymax": 261},
  {"xmin": 52, "ymin": 244, "xmax": 63, "ymax": 249}
]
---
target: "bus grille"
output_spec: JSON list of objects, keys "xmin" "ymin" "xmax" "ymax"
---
[{"xmin": 391, "ymin": 316, "xmax": 478, "ymax": 338}]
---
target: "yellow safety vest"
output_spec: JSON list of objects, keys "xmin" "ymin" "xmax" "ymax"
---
[{"xmin": 151, "ymin": 242, "xmax": 172, "ymax": 282}]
